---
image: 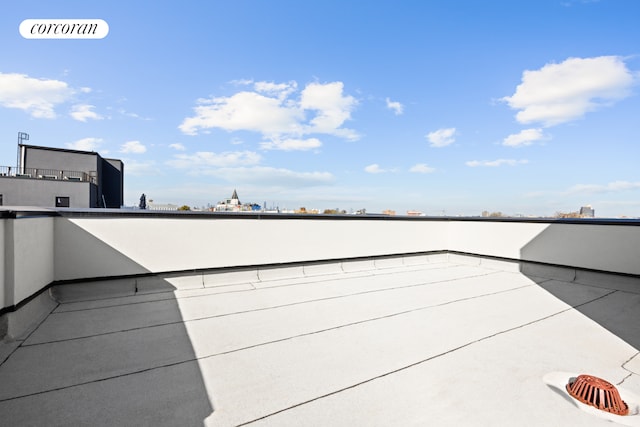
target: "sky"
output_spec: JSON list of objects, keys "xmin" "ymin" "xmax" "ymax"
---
[{"xmin": 1, "ymin": 0, "xmax": 639, "ymax": 217}]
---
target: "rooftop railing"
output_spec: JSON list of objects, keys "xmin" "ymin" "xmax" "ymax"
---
[{"xmin": 0, "ymin": 165, "xmax": 96, "ymax": 184}]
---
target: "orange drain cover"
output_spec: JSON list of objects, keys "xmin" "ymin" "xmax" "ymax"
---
[{"xmin": 566, "ymin": 374, "xmax": 629, "ymax": 416}]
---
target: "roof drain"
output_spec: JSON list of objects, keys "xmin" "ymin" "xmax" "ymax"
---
[
  {"xmin": 566, "ymin": 374, "xmax": 629, "ymax": 416},
  {"xmin": 543, "ymin": 371, "xmax": 640, "ymax": 426}
]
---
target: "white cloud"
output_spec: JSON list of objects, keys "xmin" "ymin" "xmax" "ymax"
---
[
  {"xmin": 179, "ymin": 80, "xmax": 359, "ymax": 141},
  {"xmin": 169, "ymin": 143, "xmax": 186, "ymax": 151},
  {"xmin": 65, "ymin": 137, "xmax": 102, "ymax": 151},
  {"xmin": 167, "ymin": 150, "xmax": 262, "ymax": 169},
  {"xmin": 502, "ymin": 128, "xmax": 546, "ymax": 147},
  {"xmin": 203, "ymin": 166, "xmax": 335, "ymax": 186},
  {"xmin": 230, "ymin": 78, "xmax": 254, "ymax": 86},
  {"xmin": 120, "ymin": 140, "xmax": 147, "ymax": 154},
  {"xmin": 0, "ymin": 72, "xmax": 74, "ymax": 118},
  {"xmin": 526, "ymin": 180, "xmax": 640, "ymax": 199},
  {"xmin": 70, "ymin": 104, "xmax": 103, "ymax": 122},
  {"xmin": 260, "ymin": 138, "xmax": 322, "ymax": 151},
  {"xmin": 254, "ymin": 81, "xmax": 297, "ymax": 100},
  {"xmin": 124, "ymin": 160, "xmax": 160, "ymax": 176},
  {"xmin": 426, "ymin": 128, "xmax": 456, "ymax": 147},
  {"xmin": 409, "ymin": 163, "xmax": 436, "ymax": 173},
  {"xmin": 386, "ymin": 97, "xmax": 404, "ymax": 115},
  {"xmin": 179, "ymin": 91, "xmax": 304, "ymax": 136},
  {"xmin": 300, "ymin": 82, "xmax": 359, "ymax": 140},
  {"xmin": 561, "ymin": 0, "xmax": 603, "ymax": 8},
  {"xmin": 502, "ymin": 56, "xmax": 636, "ymax": 127},
  {"xmin": 364, "ymin": 164, "xmax": 386, "ymax": 174},
  {"xmin": 116, "ymin": 109, "xmax": 152, "ymax": 121},
  {"xmin": 566, "ymin": 181, "xmax": 640, "ymax": 195},
  {"xmin": 466, "ymin": 159, "xmax": 528, "ymax": 167}
]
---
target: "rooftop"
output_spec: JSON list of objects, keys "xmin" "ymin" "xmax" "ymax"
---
[{"xmin": 0, "ymin": 210, "xmax": 639, "ymax": 426}]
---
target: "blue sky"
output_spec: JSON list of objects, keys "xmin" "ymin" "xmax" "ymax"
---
[{"xmin": 1, "ymin": 0, "xmax": 639, "ymax": 216}]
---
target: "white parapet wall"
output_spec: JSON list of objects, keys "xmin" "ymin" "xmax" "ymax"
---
[
  {"xmin": 0, "ymin": 217, "xmax": 4, "ymax": 311},
  {"xmin": 1, "ymin": 210, "xmax": 56, "ymax": 315},
  {"xmin": 447, "ymin": 220, "xmax": 548, "ymax": 260},
  {"xmin": 13, "ymin": 217, "xmax": 55, "ymax": 303},
  {"xmin": 53, "ymin": 216, "xmax": 451, "ymax": 280},
  {"xmin": 448, "ymin": 220, "xmax": 640, "ymax": 276},
  {"xmin": 2, "ymin": 210, "xmax": 640, "ymax": 316}
]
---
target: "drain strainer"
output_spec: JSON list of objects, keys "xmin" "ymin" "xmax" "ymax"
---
[
  {"xmin": 543, "ymin": 371, "xmax": 640, "ymax": 426},
  {"xmin": 566, "ymin": 374, "xmax": 629, "ymax": 416}
]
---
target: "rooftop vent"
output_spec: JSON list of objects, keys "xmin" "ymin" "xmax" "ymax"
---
[{"xmin": 566, "ymin": 374, "xmax": 629, "ymax": 416}]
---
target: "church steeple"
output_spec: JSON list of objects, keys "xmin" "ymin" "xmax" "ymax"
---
[{"xmin": 231, "ymin": 189, "xmax": 239, "ymax": 202}]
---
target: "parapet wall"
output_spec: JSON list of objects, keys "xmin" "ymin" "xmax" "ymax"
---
[
  {"xmin": 2, "ymin": 210, "xmax": 640, "ymax": 315},
  {"xmin": 448, "ymin": 220, "xmax": 640, "ymax": 275},
  {"xmin": 53, "ymin": 215, "xmax": 450, "ymax": 281},
  {"xmin": 2, "ymin": 211, "xmax": 56, "ymax": 315}
]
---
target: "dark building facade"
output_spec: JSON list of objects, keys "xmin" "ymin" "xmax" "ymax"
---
[
  {"xmin": 0, "ymin": 144, "xmax": 124, "ymax": 208},
  {"xmin": 579, "ymin": 205, "xmax": 595, "ymax": 218}
]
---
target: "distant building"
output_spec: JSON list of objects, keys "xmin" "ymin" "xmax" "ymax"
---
[
  {"xmin": 215, "ymin": 189, "xmax": 242, "ymax": 212},
  {"xmin": 579, "ymin": 205, "xmax": 595, "ymax": 218},
  {"xmin": 294, "ymin": 207, "xmax": 319, "ymax": 214},
  {"xmin": 0, "ymin": 144, "xmax": 123, "ymax": 208},
  {"xmin": 555, "ymin": 206, "xmax": 596, "ymax": 219},
  {"xmin": 382, "ymin": 210, "xmax": 396, "ymax": 216},
  {"xmin": 148, "ymin": 202, "xmax": 180, "ymax": 211},
  {"xmin": 213, "ymin": 190, "xmax": 261, "ymax": 212}
]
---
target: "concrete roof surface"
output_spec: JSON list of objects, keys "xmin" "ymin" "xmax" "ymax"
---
[{"xmin": 1, "ymin": 257, "xmax": 639, "ymax": 426}]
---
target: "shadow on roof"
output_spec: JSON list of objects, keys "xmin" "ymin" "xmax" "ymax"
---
[
  {"xmin": 0, "ymin": 220, "xmax": 214, "ymax": 425},
  {"xmin": 529, "ymin": 276, "xmax": 640, "ymax": 351},
  {"xmin": 520, "ymin": 223, "xmax": 640, "ymax": 351}
]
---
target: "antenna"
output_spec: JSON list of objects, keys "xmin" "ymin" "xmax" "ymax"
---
[{"xmin": 17, "ymin": 132, "xmax": 29, "ymax": 171}]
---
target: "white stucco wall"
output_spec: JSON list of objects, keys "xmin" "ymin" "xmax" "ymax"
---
[
  {"xmin": 54, "ymin": 218, "xmax": 149, "ymax": 281},
  {"xmin": 517, "ymin": 223, "xmax": 640, "ymax": 275},
  {"xmin": 449, "ymin": 220, "xmax": 640, "ymax": 276},
  {"xmin": 54, "ymin": 217, "xmax": 450, "ymax": 280},
  {"xmin": 3, "ymin": 213, "xmax": 640, "ymax": 312},
  {"xmin": 448, "ymin": 221, "xmax": 549, "ymax": 259},
  {"xmin": 11, "ymin": 217, "xmax": 55, "ymax": 304},
  {"xmin": 1, "ymin": 215, "xmax": 55, "ymax": 310},
  {"xmin": 0, "ymin": 219, "xmax": 4, "ymax": 310}
]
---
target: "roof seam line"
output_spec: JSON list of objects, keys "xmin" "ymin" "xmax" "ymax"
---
[
  {"xmin": 49, "ymin": 263, "xmax": 459, "ymax": 311},
  {"xmin": 1, "ymin": 300, "xmax": 60, "ymax": 365},
  {"xmin": 21, "ymin": 271, "xmax": 504, "ymax": 347},
  {"xmin": 616, "ymin": 371, "xmax": 634, "ymax": 386},
  {"xmin": 236, "ymin": 306, "xmax": 576, "ymax": 426},
  {"xmin": 6, "ymin": 285, "xmax": 535, "ymax": 399},
  {"xmin": 51, "ymin": 267, "xmax": 495, "ymax": 314},
  {"xmin": 620, "ymin": 351, "xmax": 640, "ymax": 379}
]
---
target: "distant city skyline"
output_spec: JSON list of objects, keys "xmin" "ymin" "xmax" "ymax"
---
[{"xmin": 1, "ymin": 1, "xmax": 639, "ymax": 217}]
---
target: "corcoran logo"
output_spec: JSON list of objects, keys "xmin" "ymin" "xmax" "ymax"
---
[{"xmin": 20, "ymin": 19, "xmax": 109, "ymax": 39}]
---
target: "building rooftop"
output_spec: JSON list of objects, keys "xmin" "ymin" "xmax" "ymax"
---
[
  {"xmin": 0, "ymin": 211, "xmax": 639, "ymax": 426},
  {"xmin": 1, "ymin": 255, "xmax": 639, "ymax": 426}
]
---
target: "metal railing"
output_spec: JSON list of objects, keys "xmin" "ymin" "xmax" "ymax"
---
[{"xmin": 0, "ymin": 166, "xmax": 97, "ymax": 184}]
